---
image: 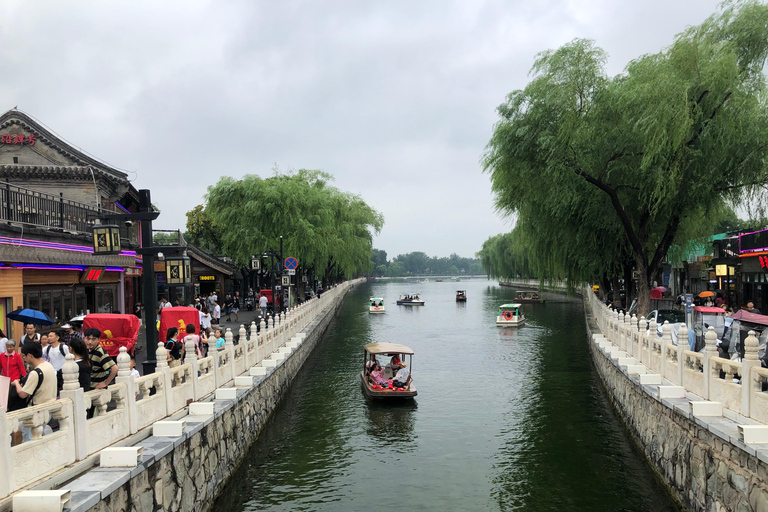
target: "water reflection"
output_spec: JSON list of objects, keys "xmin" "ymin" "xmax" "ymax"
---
[
  {"xmin": 364, "ymin": 399, "xmax": 418, "ymax": 448},
  {"xmin": 216, "ymin": 279, "xmax": 679, "ymax": 512}
]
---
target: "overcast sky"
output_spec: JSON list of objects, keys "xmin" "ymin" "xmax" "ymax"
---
[{"xmin": 0, "ymin": 0, "xmax": 722, "ymax": 259}]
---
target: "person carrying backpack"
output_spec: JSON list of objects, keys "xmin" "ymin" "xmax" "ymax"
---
[
  {"xmin": 165, "ymin": 327, "xmax": 184, "ymax": 368},
  {"xmin": 10, "ymin": 342, "xmax": 56, "ymax": 408},
  {"xmin": 43, "ymin": 330, "xmax": 70, "ymax": 371}
]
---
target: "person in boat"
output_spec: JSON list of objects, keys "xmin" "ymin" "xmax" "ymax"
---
[
  {"xmin": 389, "ymin": 353, "xmax": 403, "ymax": 369},
  {"xmin": 365, "ymin": 354, "xmax": 377, "ymax": 372},
  {"xmin": 370, "ymin": 364, "xmax": 391, "ymax": 388},
  {"xmin": 392, "ymin": 364, "xmax": 409, "ymax": 388}
]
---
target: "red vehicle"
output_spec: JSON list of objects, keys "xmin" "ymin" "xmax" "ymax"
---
[{"xmin": 259, "ymin": 289, "xmax": 274, "ymax": 304}]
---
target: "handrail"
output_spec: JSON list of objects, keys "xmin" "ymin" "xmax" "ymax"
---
[{"xmin": 0, "ymin": 278, "xmax": 360, "ymax": 498}]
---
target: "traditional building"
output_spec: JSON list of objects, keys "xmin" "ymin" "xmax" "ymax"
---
[{"xmin": 0, "ymin": 109, "xmax": 141, "ymax": 341}]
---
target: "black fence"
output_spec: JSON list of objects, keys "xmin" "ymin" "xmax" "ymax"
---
[{"xmin": 1, "ymin": 181, "xmax": 109, "ymax": 233}]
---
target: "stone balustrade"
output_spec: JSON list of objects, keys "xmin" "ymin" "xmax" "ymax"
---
[
  {"xmin": 589, "ymin": 290, "xmax": 767, "ymax": 422},
  {"xmin": 0, "ymin": 280, "xmax": 355, "ymax": 499}
]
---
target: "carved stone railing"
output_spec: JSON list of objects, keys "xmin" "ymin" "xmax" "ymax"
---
[
  {"xmin": 588, "ymin": 288, "xmax": 764, "ymax": 419},
  {"xmin": 0, "ymin": 279, "xmax": 358, "ymax": 498}
]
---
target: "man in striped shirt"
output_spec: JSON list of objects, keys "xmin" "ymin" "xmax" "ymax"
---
[{"xmin": 83, "ymin": 328, "xmax": 117, "ymax": 389}]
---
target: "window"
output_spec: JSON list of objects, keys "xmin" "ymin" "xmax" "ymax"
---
[
  {"xmin": 40, "ymin": 292, "xmax": 51, "ymax": 320},
  {"xmin": 76, "ymin": 290, "xmax": 86, "ymax": 316},
  {"xmin": 52, "ymin": 290, "xmax": 62, "ymax": 324},
  {"xmin": 12, "ymin": 156, "xmax": 18, "ymax": 164}
]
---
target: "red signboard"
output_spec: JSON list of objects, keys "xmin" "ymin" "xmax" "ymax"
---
[
  {"xmin": 760, "ymin": 256, "xmax": 768, "ymax": 269},
  {"xmin": 0, "ymin": 133, "xmax": 36, "ymax": 146},
  {"xmin": 159, "ymin": 307, "xmax": 200, "ymax": 343},
  {"xmin": 83, "ymin": 314, "xmax": 140, "ymax": 357}
]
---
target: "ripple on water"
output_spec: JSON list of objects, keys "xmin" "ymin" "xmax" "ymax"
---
[{"xmin": 216, "ymin": 280, "xmax": 679, "ymax": 512}]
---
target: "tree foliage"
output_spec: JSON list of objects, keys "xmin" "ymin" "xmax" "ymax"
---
[
  {"xmin": 185, "ymin": 205, "xmax": 223, "ymax": 254},
  {"xmin": 483, "ymin": 1, "xmax": 768, "ymax": 314},
  {"xmin": 204, "ymin": 170, "xmax": 383, "ymax": 280}
]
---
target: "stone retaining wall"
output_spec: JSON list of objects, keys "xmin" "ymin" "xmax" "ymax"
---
[
  {"xmin": 584, "ymin": 297, "xmax": 768, "ymax": 512},
  {"xmin": 80, "ymin": 285, "xmax": 351, "ymax": 512}
]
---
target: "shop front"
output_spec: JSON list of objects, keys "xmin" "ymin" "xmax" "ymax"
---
[{"xmin": 739, "ymin": 228, "xmax": 768, "ymax": 312}]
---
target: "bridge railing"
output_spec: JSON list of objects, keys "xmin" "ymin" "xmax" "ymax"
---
[
  {"xmin": 0, "ymin": 280, "xmax": 359, "ymax": 499},
  {"xmin": 588, "ymin": 289, "xmax": 767, "ymax": 422}
]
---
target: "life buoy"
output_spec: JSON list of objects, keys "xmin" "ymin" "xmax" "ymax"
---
[{"xmin": 503, "ymin": 310, "xmax": 513, "ymax": 320}]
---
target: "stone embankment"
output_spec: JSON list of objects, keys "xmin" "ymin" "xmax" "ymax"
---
[
  {"xmin": 586, "ymin": 291, "xmax": 768, "ymax": 512},
  {"xmin": 1, "ymin": 280, "xmax": 359, "ymax": 512}
]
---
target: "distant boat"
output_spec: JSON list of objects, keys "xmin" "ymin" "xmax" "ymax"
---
[
  {"xmin": 397, "ymin": 293, "xmax": 425, "ymax": 306},
  {"xmin": 436, "ymin": 279, "xmax": 443, "ymax": 282},
  {"xmin": 513, "ymin": 291, "xmax": 545, "ymax": 304},
  {"xmin": 369, "ymin": 297, "xmax": 385, "ymax": 314},
  {"xmin": 456, "ymin": 290, "xmax": 467, "ymax": 302},
  {"xmin": 496, "ymin": 303, "xmax": 525, "ymax": 327}
]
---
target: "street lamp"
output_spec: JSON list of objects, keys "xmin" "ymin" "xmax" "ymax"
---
[
  {"xmin": 92, "ymin": 221, "xmax": 121, "ymax": 255},
  {"xmin": 165, "ymin": 252, "xmax": 191, "ymax": 285}
]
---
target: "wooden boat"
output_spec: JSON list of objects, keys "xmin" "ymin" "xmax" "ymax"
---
[
  {"xmin": 397, "ymin": 293, "xmax": 425, "ymax": 306},
  {"xmin": 435, "ymin": 279, "xmax": 443, "ymax": 282},
  {"xmin": 361, "ymin": 342, "xmax": 417, "ymax": 399},
  {"xmin": 496, "ymin": 303, "xmax": 525, "ymax": 327},
  {"xmin": 513, "ymin": 291, "xmax": 545, "ymax": 304},
  {"xmin": 369, "ymin": 297, "xmax": 385, "ymax": 314},
  {"xmin": 456, "ymin": 290, "xmax": 467, "ymax": 302}
]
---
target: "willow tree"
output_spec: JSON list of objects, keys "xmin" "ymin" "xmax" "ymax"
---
[
  {"xmin": 203, "ymin": 169, "xmax": 383, "ymax": 281},
  {"xmin": 484, "ymin": 1, "xmax": 768, "ymax": 315}
]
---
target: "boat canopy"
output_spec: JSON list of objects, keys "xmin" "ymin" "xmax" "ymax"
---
[
  {"xmin": 364, "ymin": 342, "xmax": 415, "ymax": 355},
  {"xmin": 369, "ymin": 297, "xmax": 384, "ymax": 301},
  {"xmin": 500, "ymin": 303, "xmax": 522, "ymax": 309}
]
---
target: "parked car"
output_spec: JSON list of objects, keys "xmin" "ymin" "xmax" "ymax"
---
[{"xmin": 647, "ymin": 309, "xmax": 687, "ymax": 345}]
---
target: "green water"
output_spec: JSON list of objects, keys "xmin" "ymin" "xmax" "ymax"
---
[{"xmin": 215, "ymin": 279, "xmax": 679, "ymax": 512}]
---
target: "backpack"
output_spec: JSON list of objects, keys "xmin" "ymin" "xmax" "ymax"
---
[
  {"xmin": 7, "ymin": 367, "xmax": 44, "ymax": 411},
  {"xmin": 45, "ymin": 344, "xmax": 66, "ymax": 359}
]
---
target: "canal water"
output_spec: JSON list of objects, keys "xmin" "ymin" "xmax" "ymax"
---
[{"xmin": 216, "ymin": 279, "xmax": 679, "ymax": 512}]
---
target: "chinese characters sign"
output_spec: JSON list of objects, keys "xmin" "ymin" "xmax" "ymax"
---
[
  {"xmin": 760, "ymin": 256, "xmax": 768, "ymax": 269},
  {"xmin": 0, "ymin": 133, "xmax": 36, "ymax": 146}
]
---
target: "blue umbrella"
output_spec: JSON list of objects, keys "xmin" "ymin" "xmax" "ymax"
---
[{"xmin": 6, "ymin": 308, "xmax": 55, "ymax": 326}]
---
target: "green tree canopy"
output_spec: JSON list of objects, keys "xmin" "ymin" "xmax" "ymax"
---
[
  {"xmin": 204, "ymin": 169, "xmax": 383, "ymax": 280},
  {"xmin": 483, "ymin": 1, "xmax": 768, "ymax": 314}
]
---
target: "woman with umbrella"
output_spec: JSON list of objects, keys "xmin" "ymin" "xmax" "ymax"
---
[{"xmin": 699, "ymin": 290, "xmax": 716, "ymax": 307}]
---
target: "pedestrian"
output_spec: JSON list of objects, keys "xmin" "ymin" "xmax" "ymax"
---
[
  {"xmin": 83, "ymin": 328, "xmax": 118, "ymax": 390},
  {"xmin": 43, "ymin": 330, "xmax": 70, "ymax": 372},
  {"xmin": 57, "ymin": 338, "xmax": 91, "ymax": 392},
  {"xmin": 747, "ymin": 302, "xmax": 761, "ymax": 314},
  {"xmin": 61, "ymin": 323, "xmax": 82, "ymax": 344},
  {"xmin": 1, "ymin": 337, "xmax": 26, "ymax": 384},
  {"xmin": 212, "ymin": 301, "xmax": 221, "ymax": 325},
  {"xmin": 224, "ymin": 293, "xmax": 233, "ymax": 322},
  {"xmin": 259, "ymin": 294, "xmax": 268, "ymax": 319},
  {"xmin": 164, "ymin": 327, "xmax": 183, "ymax": 368},
  {"xmin": 231, "ymin": 292, "xmax": 240, "ymax": 322},
  {"xmin": 11, "ymin": 342, "xmax": 56, "ymax": 406},
  {"xmin": 183, "ymin": 323, "xmax": 203, "ymax": 358},
  {"xmin": 200, "ymin": 306, "xmax": 212, "ymax": 332},
  {"xmin": 20, "ymin": 323, "xmax": 41, "ymax": 350}
]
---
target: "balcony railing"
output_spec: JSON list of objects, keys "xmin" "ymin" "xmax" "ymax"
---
[{"xmin": 1, "ymin": 181, "xmax": 120, "ymax": 234}]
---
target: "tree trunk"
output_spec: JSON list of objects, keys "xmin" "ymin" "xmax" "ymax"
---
[{"xmin": 635, "ymin": 258, "xmax": 651, "ymax": 318}]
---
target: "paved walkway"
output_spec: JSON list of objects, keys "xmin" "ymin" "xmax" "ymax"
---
[{"xmin": 133, "ymin": 305, "xmax": 267, "ymax": 375}]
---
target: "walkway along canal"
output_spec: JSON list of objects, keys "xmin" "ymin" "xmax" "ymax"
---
[{"xmin": 215, "ymin": 279, "xmax": 678, "ymax": 511}]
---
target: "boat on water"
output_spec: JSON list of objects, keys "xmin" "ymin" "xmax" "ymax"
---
[
  {"xmin": 435, "ymin": 279, "xmax": 443, "ymax": 282},
  {"xmin": 369, "ymin": 297, "xmax": 385, "ymax": 314},
  {"xmin": 397, "ymin": 293, "xmax": 425, "ymax": 306},
  {"xmin": 361, "ymin": 342, "xmax": 417, "ymax": 399},
  {"xmin": 496, "ymin": 303, "xmax": 525, "ymax": 327},
  {"xmin": 456, "ymin": 290, "xmax": 467, "ymax": 302},
  {"xmin": 513, "ymin": 291, "xmax": 545, "ymax": 304}
]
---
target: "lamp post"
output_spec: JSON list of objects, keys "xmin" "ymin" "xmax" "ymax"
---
[{"xmin": 92, "ymin": 189, "xmax": 191, "ymax": 375}]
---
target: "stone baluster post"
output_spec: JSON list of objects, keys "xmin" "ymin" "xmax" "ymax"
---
[
  {"xmin": 629, "ymin": 314, "xmax": 638, "ymax": 357},
  {"xmin": 155, "ymin": 342, "xmax": 174, "ymax": 414},
  {"xmin": 623, "ymin": 312, "xmax": 631, "ymax": 351},
  {"xmin": 616, "ymin": 311, "xmax": 624, "ymax": 349},
  {"xmin": 59, "ymin": 353, "xmax": 88, "ymax": 460},
  {"xmin": 249, "ymin": 321, "xmax": 258, "ymax": 367},
  {"xmin": 224, "ymin": 328, "xmax": 235, "ymax": 384},
  {"xmin": 0, "ymin": 406, "xmax": 11, "ymax": 498},
  {"xmin": 208, "ymin": 332, "xmax": 220, "ymax": 388},
  {"xmin": 258, "ymin": 317, "xmax": 267, "ymax": 364},
  {"xmin": 271, "ymin": 314, "xmax": 278, "ymax": 354},
  {"xmin": 703, "ymin": 326, "xmax": 718, "ymax": 400},
  {"xmin": 282, "ymin": 309, "xmax": 290, "ymax": 345},
  {"xmin": 677, "ymin": 323, "xmax": 689, "ymax": 385},
  {"xmin": 240, "ymin": 324, "xmax": 250, "ymax": 369},
  {"xmin": 660, "ymin": 321, "xmax": 672, "ymax": 379},
  {"xmin": 115, "ymin": 347, "xmax": 138, "ymax": 434},
  {"xmin": 184, "ymin": 337, "xmax": 201, "ymax": 400},
  {"xmin": 742, "ymin": 330, "xmax": 760, "ymax": 417},
  {"xmin": 647, "ymin": 318, "xmax": 657, "ymax": 368}
]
